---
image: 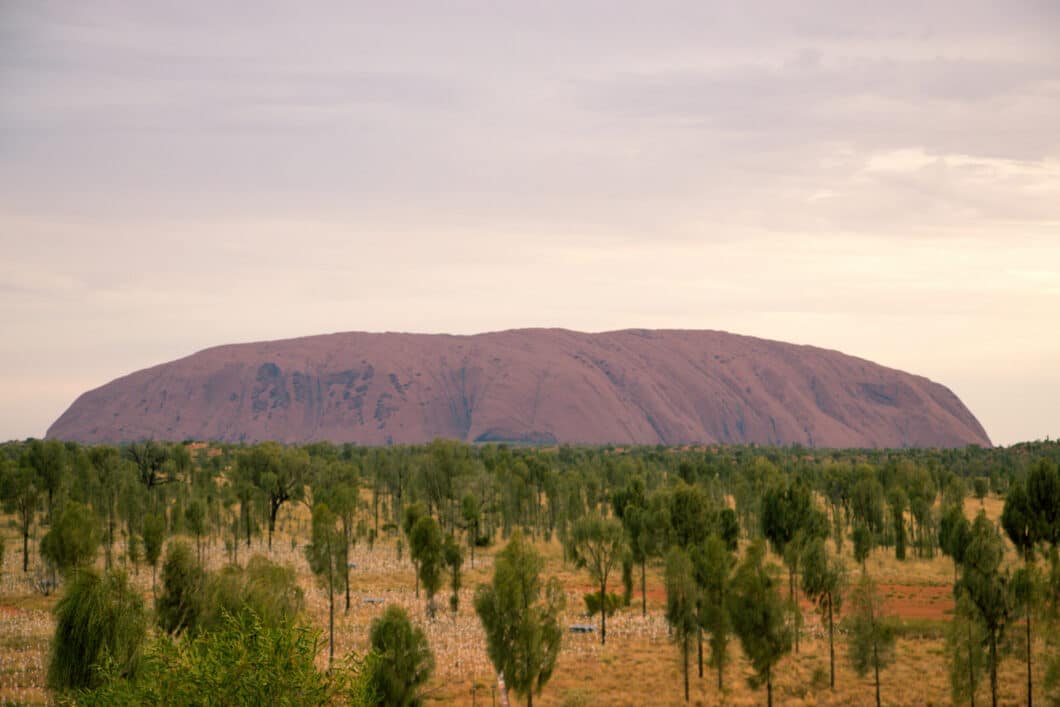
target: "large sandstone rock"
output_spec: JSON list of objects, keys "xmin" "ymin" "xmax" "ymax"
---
[{"xmin": 47, "ymin": 329, "xmax": 990, "ymax": 448}]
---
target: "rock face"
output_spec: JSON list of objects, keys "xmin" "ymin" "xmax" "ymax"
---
[{"xmin": 47, "ymin": 329, "xmax": 991, "ymax": 448}]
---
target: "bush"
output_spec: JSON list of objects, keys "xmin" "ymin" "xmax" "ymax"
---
[
  {"xmin": 48, "ymin": 568, "xmax": 146, "ymax": 692},
  {"xmin": 200, "ymin": 555, "xmax": 304, "ymax": 632},
  {"xmin": 367, "ymin": 605, "xmax": 434, "ymax": 707},
  {"xmin": 76, "ymin": 608, "xmax": 375, "ymax": 706},
  {"xmin": 156, "ymin": 541, "xmax": 203, "ymax": 635},
  {"xmin": 40, "ymin": 502, "xmax": 102, "ymax": 578},
  {"xmin": 583, "ymin": 590, "xmax": 623, "ymax": 618}
]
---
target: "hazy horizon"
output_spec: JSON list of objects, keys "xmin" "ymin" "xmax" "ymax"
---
[{"xmin": 3, "ymin": 2, "xmax": 1058, "ymax": 446}]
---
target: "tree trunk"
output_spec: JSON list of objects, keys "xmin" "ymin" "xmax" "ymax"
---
[
  {"xmin": 328, "ymin": 585, "xmax": 335, "ymax": 666},
  {"xmin": 790, "ymin": 566, "xmax": 799, "ymax": 654},
  {"xmin": 415, "ymin": 560, "xmax": 420, "ymax": 598},
  {"xmin": 345, "ymin": 559, "xmax": 351, "ymax": 613},
  {"xmin": 697, "ymin": 624, "xmax": 703, "ymax": 678},
  {"xmin": 600, "ymin": 580, "xmax": 607, "ymax": 645},
  {"xmin": 874, "ymin": 639, "xmax": 881, "ymax": 707},
  {"xmin": 989, "ymin": 633, "xmax": 998, "ymax": 707},
  {"xmin": 828, "ymin": 595, "xmax": 835, "ymax": 689},
  {"xmin": 767, "ymin": 666, "xmax": 773, "ymax": 707},
  {"xmin": 641, "ymin": 558, "xmax": 647, "ymax": 617},
  {"xmin": 22, "ymin": 526, "xmax": 29, "ymax": 573},
  {"xmin": 683, "ymin": 635, "xmax": 690, "ymax": 702},
  {"xmin": 1026, "ymin": 610, "xmax": 1033, "ymax": 707},
  {"xmin": 969, "ymin": 621, "xmax": 976, "ymax": 707}
]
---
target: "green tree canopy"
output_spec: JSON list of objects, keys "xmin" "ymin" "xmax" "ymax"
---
[
  {"xmin": 728, "ymin": 539, "xmax": 791, "ymax": 707},
  {"xmin": 48, "ymin": 568, "xmax": 147, "ymax": 692},
  {"xmin": 367, "ymin": 605, "xmax": 435, "ymax": 707},
  {"xmin": 474, "ymin": 530, "xmax": 564, "ymax": 707}
]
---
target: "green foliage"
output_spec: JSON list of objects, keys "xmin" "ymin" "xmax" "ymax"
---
[
  {"xmin": 664, "ymin": 547, "xmax": 698, "ymax": 702},
  {"xmin": 77, "ymin": 609, "xmax": 374, "ymax": 706},
  {"xmin": 947, "ymin": 594, "xmax": 987, "ymax": 706},
  {"xmin": 852, "ymin": 523, "xmax": 873, "ymax": 568},
  {"xmin": 956, "ymin": 511, "xmax": 1011, "ymax": 706},
  {"xmin": 474, "ymin": 531, "xmax": 564, "ymax": 707},
  {"xmin": 201, "ymin": 555, "xmax": 305, "ymax": 633},
  {"xmin": 567, "ymin": 513, "xmax": 626, "ymax": 644},
  {"xmin": 307, "ymin": 503, "xmax": 347, "ymax": 661},
  {"xmin": 410, "ymin": 515, "xmax": 444, "ymax": 616},
  {"xmin": 693, "ymin": 534, "xmax": 734, "ymax": 691},
  {"xmin": 844, "ymin": 574, "xmax": 896, "ymax": 707},
  {"xmin": 156, "ymin": 541, "xmax": 204, "ymax": 636},
  {"xmin": 728, "ymin": 540, "xmax": 791, "ymax": 698},
  {"xmin": 48, "ymin": 568, "xmax": 147, "ymax": 692},
  {"xmin": 582, "ymin": 590, "xmax": 623, "ymax": 617},
  {"xmin": 801, "ymin": 537, "xmax": 845, "ymax": 688},
  {"xmin": 367, "ymin": 605, "xmax": 435, "ymax": 707},
  {"xmin": 141, "ymin": 513, "xmax": 165, "ymax": 581},
  {"xmin": 41, "ymin": 501, "xmax": 102, "ymax": 578},
  {"xmin": 26, "ymin": 438, "xmax": 67, "ymax": 519},
  {"xmin": 443, "ymin": 533, "xmax": 464, "ymax": 613}
]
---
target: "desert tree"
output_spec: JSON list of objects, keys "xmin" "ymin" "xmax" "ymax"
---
[
  {"xmin": 761, "ymin": 479, "xmax": 826, "ymax": 654},
  {"xmin": 86, "ymin": 445, "xmax": 125, "ymax": 569},
  {"xmin": 948, "ymin": 593, "xmax": 987, "ymax": 707},
  {"xmin": 852, "ymin": 522, "xmax": 874, "ymax": 572},
  {"xmin": 443, "ymin": 533, "xmax": 464, "ymax": 614},
  {"xmin": 402, "ymin": 502, "xmax": 428, "ymax": 597},
  {"xmin": 185, "ymin": 498, "xmax": 207, "ymax": 565},
  {"xmin": 567, "ymin": 513, "xmax": 626, "ymax": 644},
  {"xmin": 313, "ymin": 457, "xmax": 361, "ymax": 611},
  {"xmin": 237, "ymin": 443, "xmax": 308, "ymax": 550},
  {"xmin": 940, "ymin": 503, "xmax": 972, "ymax": 581},
  {"xmin": 728, "ymin": 539, "xmax": 792, "ymax": 707},
  {"xmin": 886, "ymin": 487, "xmax": 908, "ymax": 561},
  {"xmin": 125, "ymin": 440, "xmax": 171, "ymax": 491},
  {"xmin": 665, "ymin": 547, "xmax": 699, "ymax": 702},
  {"xmin": 474, "ymin": 530, "xmax": 564, "ymax": 707},
  {"xmin": 845, "ymin": 573, "xmax": 897, "ymax": 707},
  {"xmin": 1008, "ymin": 564, "xmax": 1040, "ymax": 707},
  {"xmin": 40, "ymin": 500, "xmax": 102, "ymax": 581},
  {"xmin": 200, "ymin": 554, "xmax": 305, "ymax": 633},
  {"xmin": 1025, "ymin": 459, "xmax": 1060, "ymax": 608},
  {"xmin": 696, "ymin": 534, "xmax": 734, "ymax": 693},
  {"xmin": 410, "ymin": 514, "xmax": 444, "ymax": 618},
  {"xmin": 612, "ymin": 474, "xmax": 655, "ymax": 617},
  {"xmin": 1002, "ymin": 479, "xmax": 1040, "ymax": 706},
  {"xmin": 48, "ymin": 568, "xmax": 147, "ymax": 692},
  {"xmin": 25, "ymin": 438, "xmax": 67, "ymax": 522},
  {"xmin": 156, "ymin": 540, "xmax": 204, "ymax": 636},
  {"xmin": 957, "ymin": 511, "xmax": 1011, "ymax": 707},
  {"xmin": 141, "ymin": 512, "xmax": 165, "ymax": 597},
  {"xmin": 368, "ymin": 605, "xmax": 435, "ymax": 707},
  {"xmin": 801, "ymin": 537, "xmax": 845, "ymax": 688},
  {"xmin": 2, "ymin": 464, "xmax": 40, "ymax": 572},
  {"xmin": 460, "ymin": 493, "xmax": 482, "ymax": 569},
  {"xmin": 306, "ymin": 502, "xmax": 347, "ymax": 664}
]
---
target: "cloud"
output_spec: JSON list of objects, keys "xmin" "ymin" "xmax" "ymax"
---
[{"xmin": 0, "ymin": 1, "xmax": 1058, "ymax": 443}]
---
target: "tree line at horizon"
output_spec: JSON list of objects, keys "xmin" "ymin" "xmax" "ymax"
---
[{"xmin": 2, "ymin": 437, "xmax": 1060, "ymax": 706}]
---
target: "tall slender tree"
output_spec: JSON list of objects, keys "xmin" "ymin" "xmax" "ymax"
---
[
  {"xmin": 474, "ymin": 531, "xmax": 564, "ymax": 707},
  {"xmin": 801, "ymin": 537, "xmax": 845, "ymax": 689},
  {"xmin": 305, "ymin": 502, "xmax": 347, "ymax": 664},
  {"xmin": 665, "ymin": 547, "xmax": 698, "ymax": 702},
  {"xmin": 728, "ymin": 540, "xmax": 792, "ymax": 707},
  {"xmin": 567, "ymin": 513, "xmax": 626, "ymax": 644},
  {"xmin": 846, "ymin": 574, "xmax": 897, "ymax": 707}
]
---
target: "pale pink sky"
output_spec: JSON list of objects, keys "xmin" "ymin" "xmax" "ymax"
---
[{"xmin": 2, "ymin": 1, "xmax": 1058, "ymax": 445}]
